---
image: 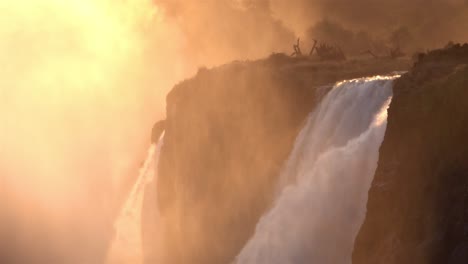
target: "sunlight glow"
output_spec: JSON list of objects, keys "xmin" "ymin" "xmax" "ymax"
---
[{"xmin": 0, "ymin": 0, "xmax": 187, "ymax": 231}]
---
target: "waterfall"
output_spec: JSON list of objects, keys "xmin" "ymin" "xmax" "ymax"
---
[
  {"xmin": 236, "ymin": 75, "xmax": 399, "ymax": 264},
  {"xmin": 106, "ymin": 134, "xmax": 164, "ymax": 264}
]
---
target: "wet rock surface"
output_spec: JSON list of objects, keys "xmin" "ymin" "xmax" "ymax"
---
[{"xmin": 353, "ymin": 44, "xmax": 468, "ymax": 264}]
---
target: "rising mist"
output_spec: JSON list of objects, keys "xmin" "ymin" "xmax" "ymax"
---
[{"xmin": 1, "ymin": 0, "xmax": 467, "ymax": 263}]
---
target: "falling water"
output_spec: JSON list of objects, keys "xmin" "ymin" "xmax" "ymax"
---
[
  {"xmin": 106, "ymin": 134, "xmax": 164, "ymax": 264},
  {"xmin": 236, "ymin": 75, "xmax": 399, "ymax": 264}
]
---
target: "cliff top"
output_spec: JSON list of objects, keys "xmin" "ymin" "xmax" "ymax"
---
[{"xmin": 167, "ymin": 53, "xmax": 412, "ymax": 105}]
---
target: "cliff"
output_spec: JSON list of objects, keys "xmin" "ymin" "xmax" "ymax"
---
[
  {"xmin": 353, "ymin": 44, "xmax": 468, "ymax": 264},
  {"xmin": 142, "ymin": 55, "xmax": 410, "ymax": 264}
]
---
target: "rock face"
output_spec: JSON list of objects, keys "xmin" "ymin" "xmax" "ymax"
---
[
  {"xmin": 143, "ymin": 54, "xmax": 410, "ymax": 264},
  {"xmin": 150, "ymin": 120, "xmax": 165, "ymax": 143},
  {"xmin": 353, "ymin": 44, "xmax": 468, "ymax": 264}
]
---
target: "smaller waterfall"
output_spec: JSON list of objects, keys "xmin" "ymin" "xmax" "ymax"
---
[{"xmin": 106, "ymin": 134, "xmax": 164, "ymax": 264}]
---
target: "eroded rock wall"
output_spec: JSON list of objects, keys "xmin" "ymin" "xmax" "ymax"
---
[{"xmin": 353, "ymin": 44, "xmax": 468, "ymax": 264}]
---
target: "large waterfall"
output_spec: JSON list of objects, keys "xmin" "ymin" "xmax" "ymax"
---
[
  {"xmin": 236, "ymin": 75, "xmax": 399, "ymax": 264},
  {"xmin": 106, "ymin": 135, "xmax": 164, "ymax": 264}
]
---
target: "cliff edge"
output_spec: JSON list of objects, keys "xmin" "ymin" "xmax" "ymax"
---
[{"xmin": 353, "ymin": 44, "xmax": 468, "ymax": 264}]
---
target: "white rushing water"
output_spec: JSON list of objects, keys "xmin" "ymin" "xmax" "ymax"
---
[
  {"xmin": 236, "ymin": 75, "xmax": 399, "ymax": 264},
  {"xmin": 106, "ymin": 134, "xmax": 164, "ymax": 264}
]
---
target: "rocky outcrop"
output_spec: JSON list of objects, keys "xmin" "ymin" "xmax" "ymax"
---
[
  {"xmin": 143, "ymin": 54, "xmax": 410, "ymax": 264},
  {"xmin": 150, "ymin": 120, "xmax": 165, "ymax": 143},
  {"xmin": 353, "ymin": 44, "xmax": 468, "ymax": 264}
]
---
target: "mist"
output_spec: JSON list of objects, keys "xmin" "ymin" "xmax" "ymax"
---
[
  {"xmin": 154, "ymin": 0, "xmax": 295, "ymax": 66},
  {"xmin": 0, "ymin": 0, "xmax": 188, "ymax": 261},
  {"xmin": 271, "ymin": 0, "xmax": 468, "ymax": 52},
  {"xmin": 1, "ymin": 0, "xmax": 467, "ymax": 262},
  {"xmin": 0, "ymin": 0, "xmax": 294, "ymax": 262}
]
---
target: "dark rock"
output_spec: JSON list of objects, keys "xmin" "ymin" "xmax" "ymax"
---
[{"xmin": 353, "ymin": 44, "xmax": 468, "ymax": 264}]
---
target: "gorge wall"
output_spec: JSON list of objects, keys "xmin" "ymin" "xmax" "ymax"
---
[{"xmin": 353, "ymin": 44, "xmax": 468, "ymax": 264}]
